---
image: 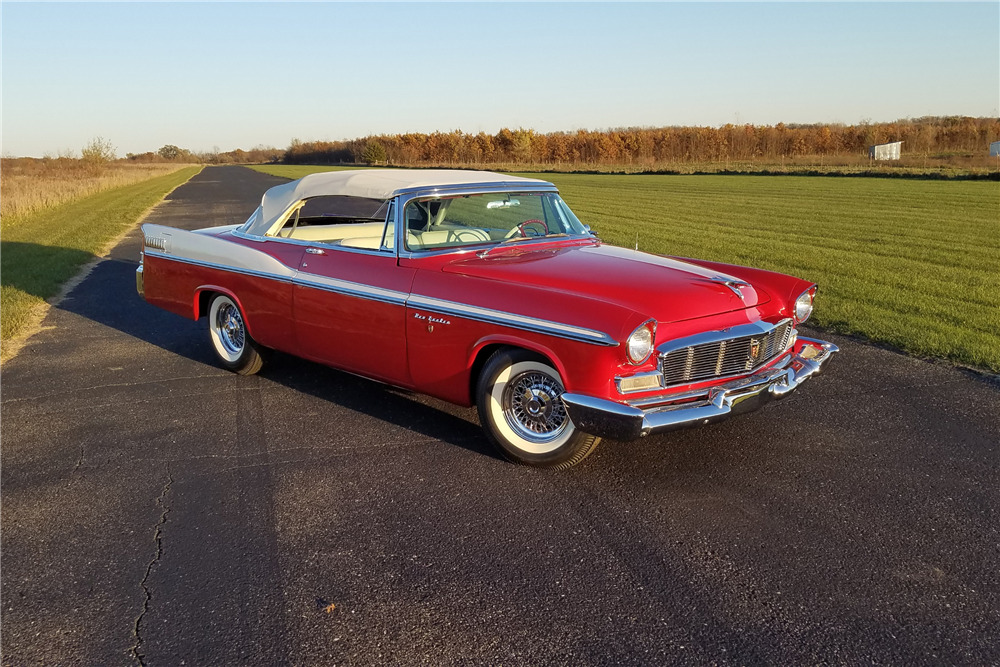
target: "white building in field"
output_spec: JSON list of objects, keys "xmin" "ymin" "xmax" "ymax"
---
[
  {"xmin": 869, "ymin": 141, "xmax": 903, "ymax": 161},
  {"xmin": 990, "ymin": 141, "xmax": 1000, "ymax": 157}
]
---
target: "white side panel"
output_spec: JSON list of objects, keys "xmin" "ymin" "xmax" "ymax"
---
[{"xmin": 141, "ymin": 223, "xmax": 297, "ymax": 280}]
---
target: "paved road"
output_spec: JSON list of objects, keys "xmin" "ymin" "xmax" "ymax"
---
[{"xmin": 3, "ymin": 165, "xmax": 999, "ymax": 665}]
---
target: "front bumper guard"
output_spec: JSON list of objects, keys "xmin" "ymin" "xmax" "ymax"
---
[{"xmin": 562, "ymin": 337, "xmax": 839, "ymax": 441}]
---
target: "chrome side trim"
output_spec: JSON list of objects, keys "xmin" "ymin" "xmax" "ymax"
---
[
  {"xmin": 146, "ymin": 250, "xmax": 407, "ymax": 305},
  {"xmin": 294, "ymin": 272, "xmax": 408, "ymax": 306},
  {"xmin": 143, "ymin": 250, "xmax": 616, "ymax": 347},
  {"xmin": 142, "ymin": 249, "xmax": 296, "ymax": 284},
  {"xmin": 406, "ymin": 294, "xmax": 618, "ymax": 346}
]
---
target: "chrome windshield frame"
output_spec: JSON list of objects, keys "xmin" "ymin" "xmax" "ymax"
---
[{"xmin": 393, "ymin": 184, "xmax": 594, "ymax": 259}]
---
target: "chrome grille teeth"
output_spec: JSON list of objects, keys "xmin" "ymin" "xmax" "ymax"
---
[{"xmin": 660, "ymin": 321, "xmax": 793, "ymax": 387}]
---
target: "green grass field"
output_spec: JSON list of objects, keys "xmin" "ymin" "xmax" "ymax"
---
[
  {"xmin": 1, "ymin": 167, "xmax": 202, "ymax": 346},
  {"xmin": 250, "ymin": 165, "xmax": 1000, "ymax": 372}
]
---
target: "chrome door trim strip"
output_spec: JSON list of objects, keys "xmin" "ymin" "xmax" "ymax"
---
[
  {"xmin": 406, "ymin": 294, "xmax": 618, "ymax": 346},
  {"xmin": 147, "ymin": 251, "xmax": 617, "ymax": 347},
  {"xmin": 293, "ymin": 272, "xmax": 408, "ymax": 307}
]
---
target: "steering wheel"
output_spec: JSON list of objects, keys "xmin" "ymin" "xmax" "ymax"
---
[{"xmin": 505, "ymin": 219, "xmax": 549, "ymax": 239}]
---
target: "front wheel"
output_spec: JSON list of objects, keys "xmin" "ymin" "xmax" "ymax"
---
[
  {"xmin": 207, "ymin": 293, "xmax": 264, "ymax": 375},
  {"xmin": 476, "ymin": 349, "xmax": 601, "ymax": 469}
]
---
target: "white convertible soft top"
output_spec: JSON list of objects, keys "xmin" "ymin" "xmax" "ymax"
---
[{"xmin": 252, "ymin": 169, "xmax": 552, "ymax": 234}]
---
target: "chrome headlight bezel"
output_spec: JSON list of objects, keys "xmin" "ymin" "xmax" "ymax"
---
[
  {"xmin": 794, "ymin": 287, "xmax": 816, "ymax": 324},
  {"xmin": 626, "ymin": 320, "xmax": 657, "ymax": 365}
]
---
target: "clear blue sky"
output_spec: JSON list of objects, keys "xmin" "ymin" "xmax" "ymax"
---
[{"xmin": 2, "ymin": 2, "xmax": 997, "ymax": 158}]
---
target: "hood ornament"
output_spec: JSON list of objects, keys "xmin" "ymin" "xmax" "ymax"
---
[{"xmin": 710, "ymin": 275, "xmax": 751, "ymax": 300}]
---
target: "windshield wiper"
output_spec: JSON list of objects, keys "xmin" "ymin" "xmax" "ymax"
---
[
  {"xmin": 501, "ymin": 232, "xmax": 568, "ymax": 245},
  {"xmin": 479, "ymin": 233, "xmax": 569, "ymax": 257}
]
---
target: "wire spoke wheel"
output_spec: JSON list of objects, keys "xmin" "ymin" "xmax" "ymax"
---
[
  {"xmin": 477, "ymin": 349, "xmax": 602, "ymax": 468},
  {"xmin": 207, "ymin": 294, "xmax": 264, "ymax": 375},
  {"xmin": 503, "ymin": 370, "xmax": 568, "ymax": 443},
  {"xmin": 216, "ymin": 302, "xmax": 246, "ymax": 357}
]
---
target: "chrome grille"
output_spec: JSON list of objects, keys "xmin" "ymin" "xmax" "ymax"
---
[{"xmin": 660, "ymin": 320, "xmax": 794, "ymax": 386}]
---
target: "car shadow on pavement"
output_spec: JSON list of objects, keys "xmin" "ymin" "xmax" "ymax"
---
[
  {"xmin": 257, "ymin": 350, "xmax": 499, "ymax": 461},
  {"xmin": 56, "ymin": 253, "xmax": 503, "ymax": 462}
]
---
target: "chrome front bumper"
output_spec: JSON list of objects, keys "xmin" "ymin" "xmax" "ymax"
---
[{"xmin": 562, "ymin": 337, "xmax": 839, "ymax": 441}]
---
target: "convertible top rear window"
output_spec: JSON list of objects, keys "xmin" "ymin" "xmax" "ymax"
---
[
  {"xmin": 299, "ymin": 196, "xmax": 388, "ymax": 220},
  {"xmin": 242, "ymin": 195, "xmax": 389, "ymax": 237}
]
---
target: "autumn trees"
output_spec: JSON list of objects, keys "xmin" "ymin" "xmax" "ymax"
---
[
  {"xmin": 281, "ymin": 117, "xmax": 1000, "ymax": 168},
  {"xmin": 115, "ymin": 117, "xmax": 999, "ymax": 169}
]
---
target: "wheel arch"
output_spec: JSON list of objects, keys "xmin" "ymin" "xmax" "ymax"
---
[
  {"xmin": 195, "ymin": 287, "xmax": 257, "ymax": 339},
  {"xmin": 467, "ymin": 335, "xmax": 567, "ymax": 406}
]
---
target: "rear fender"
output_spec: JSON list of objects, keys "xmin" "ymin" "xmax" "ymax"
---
[{"xmin": 194, "ymin": 286, "xmax": 258, "ymax": 340}]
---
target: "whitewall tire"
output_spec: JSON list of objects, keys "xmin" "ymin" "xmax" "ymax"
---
[
  {"xmin": 207, "ymin": 294, "xmax": 264, "ymax": 375},
  {"xmin": 476, "ymin": 349, "xmax": 601, "ymax": 469}
]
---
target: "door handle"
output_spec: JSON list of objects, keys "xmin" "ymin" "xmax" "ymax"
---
[{"xmin": 305, "ymin": 247, "xmax": 326, "ymax": 255}]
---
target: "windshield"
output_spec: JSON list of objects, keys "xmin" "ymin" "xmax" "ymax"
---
[{"xmin": 403, "ymin": 192, "xmax": 589, "ymax": 252}]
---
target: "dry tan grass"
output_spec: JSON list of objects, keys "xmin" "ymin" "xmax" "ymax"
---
[{"xmin": 0, "ymin": 159, "xmax": 195, "ymax": 224}]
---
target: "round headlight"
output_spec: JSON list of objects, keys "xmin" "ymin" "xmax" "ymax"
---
[
  {"xmin": 626, "ymin": 322, "xmax": 655, "ymax": 365},
  {"xmin": 794, "ymin": 289, "xmax": 815, "ymax": 324}
]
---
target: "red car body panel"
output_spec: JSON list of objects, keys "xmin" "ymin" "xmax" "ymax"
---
[
  {"xmin": 405, "ymin": 258, "xmax": 633, "ymax": 405},
  {"xmin": 443, "ymin": 242, "xmax": 768, "ymax": 323},
  {"xmin": 293, "ymin": 251, "xmax": 415, "ymax": 386}
]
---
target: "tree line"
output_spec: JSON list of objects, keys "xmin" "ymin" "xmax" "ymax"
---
[
  {"xmin": 125, "ymin": 144, "xmax": 283, "ymax": 165},
  {"xmin": 284, "ymin": 117, "xmax": 999, "ymax": 166},
  {"xmin": 112, "ymin": 116, "xmax": 997, "ymax": 168}
]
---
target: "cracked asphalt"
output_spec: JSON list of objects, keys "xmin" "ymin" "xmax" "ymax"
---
[{"xmin": 2, "ymin": 165, "xmax": 999, "ymax": 665}]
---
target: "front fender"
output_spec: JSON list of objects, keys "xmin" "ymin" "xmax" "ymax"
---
[
  {"xmin": 670, "ymin": 256, "xmax": 815, "ymax": 319},
  {"xmin": 469, "ymin": 334, "xmax": 569, "ymax": 384}
]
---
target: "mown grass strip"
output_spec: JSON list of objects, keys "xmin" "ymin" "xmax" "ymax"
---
[
  {"xmin": 1, "ymin": 166, "xmax": 202, "ymax": 344},
  {"xmin": 247, "ymin": 165, "xmax": 1000, "ymax": 372}
]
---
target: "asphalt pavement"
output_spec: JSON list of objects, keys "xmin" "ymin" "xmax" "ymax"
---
[{"xmin": 2, "ymin": 165, "xmax": 999, "ymax": 665}]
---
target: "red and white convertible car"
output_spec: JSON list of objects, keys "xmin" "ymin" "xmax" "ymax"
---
[{"xmin": 137, "ymin": 169, "xmax": 837, "ymax": 468}]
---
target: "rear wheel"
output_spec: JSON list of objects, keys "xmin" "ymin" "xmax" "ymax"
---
[
  {"xmin": 476, "ymin": 349, "xmax": 601, "ymax": 469},
  {"xmin": 207, "ymin": 293, "xmax": 264, "ymax": 375}
]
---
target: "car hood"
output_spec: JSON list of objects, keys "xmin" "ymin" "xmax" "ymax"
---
[{"xmin": 442, "ymin": 242, "xmax": 769, "ymax": 324}]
